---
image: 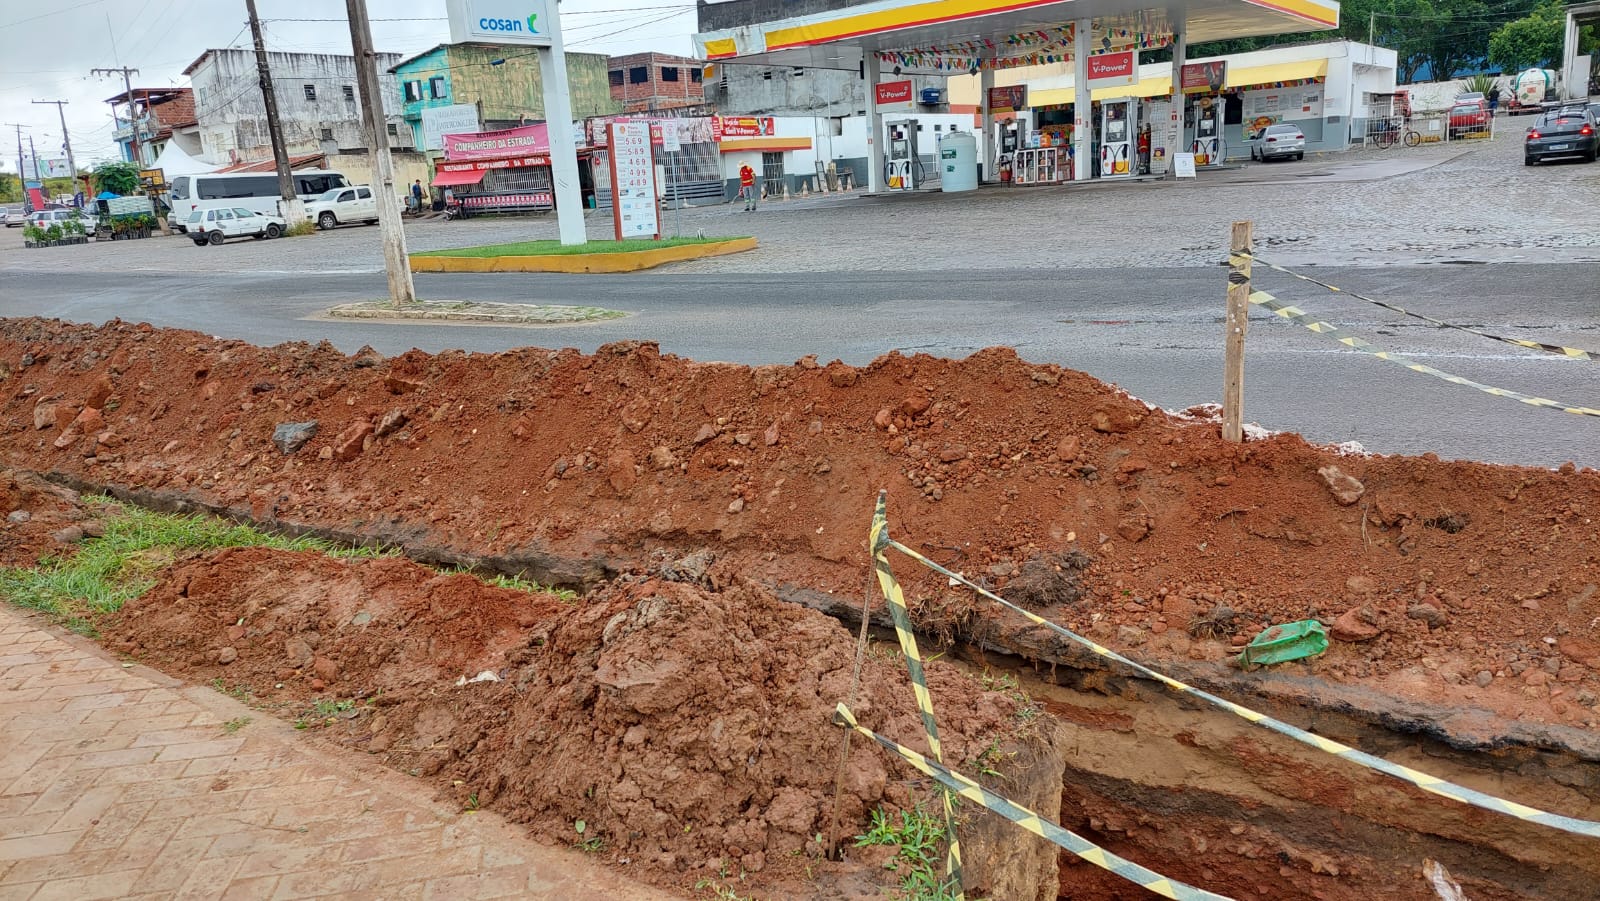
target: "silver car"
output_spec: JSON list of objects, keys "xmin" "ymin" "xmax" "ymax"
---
[
  {"xmin": 1, "ymin": 207, "xmax": 24, "ymax": 227},
  {"xmin": 1248, "ymin": 123, "xmax": 1306, "ymax": 162}
]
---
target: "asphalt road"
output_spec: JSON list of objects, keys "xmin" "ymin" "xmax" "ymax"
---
[{"xmin": 4, "ymin": 263, "xmax": 1599, "ymax": 468}]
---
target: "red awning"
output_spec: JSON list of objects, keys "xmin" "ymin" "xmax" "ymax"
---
[{"xmin": 432, "ymin": 169, "xmax": 487, "ymax": 187}]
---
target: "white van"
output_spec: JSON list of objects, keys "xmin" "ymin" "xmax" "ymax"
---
[{"xmin": 168, "ymin": 169, "xmax": 350, "ymax": 232}]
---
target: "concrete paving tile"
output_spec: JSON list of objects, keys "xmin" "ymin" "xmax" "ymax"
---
[
  {"xmin": 29, "ymin": 868, "xmax": 148, "ymax": 901},
  {"xmin": 0, "ymin": 832, "xmax": 82, "ymax": 864}
]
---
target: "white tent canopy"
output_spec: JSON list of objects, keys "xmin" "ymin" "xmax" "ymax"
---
[{"xmin": 150, "ymin": 141, "xmax": 218, "ymax": 177}]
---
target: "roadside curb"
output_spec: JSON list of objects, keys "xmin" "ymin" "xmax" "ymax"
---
[
  {"xmin": 323, "ymin": 300, "xmax": 626, "ymax": 324},
  {"xmin": 409, "ymin": 236, "xmax": 758, "ymax": 273}
]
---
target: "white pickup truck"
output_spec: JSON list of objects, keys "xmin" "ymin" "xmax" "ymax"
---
[{"xmin": 304, "ymin": 185, "xmax": 378, "ymax": 229}]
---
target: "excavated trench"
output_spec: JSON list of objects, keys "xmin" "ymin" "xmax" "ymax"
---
[{"xmin": 5, "ymin": 319, "xmax": 1600, "ymax": 899}]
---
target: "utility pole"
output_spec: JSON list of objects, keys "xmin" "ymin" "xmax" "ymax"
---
[
  {"xmin": 245, "ymin": 0, "xmax": 306, "ymax": 226},
  {"xmin": 90, "ymin": 66, "xmax": 141, "ymax": 162},
  {"xmin": 346, "ymin": 0, "xmax": 416, "ymax": 305},
  {"xmin": 1368, "ymin": 11, "xmax": 1376, "ymax": 46},
  {"xmin": 10, "ymin": 125, "xmax": 30, "ymax": 212},
  {"xmin": 31, "ymin": 100, "xmax": 79, "ymax": 204}
]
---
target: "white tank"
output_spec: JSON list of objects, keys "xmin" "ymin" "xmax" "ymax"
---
[{"xmin": 939, "ymin": 131, "xmax": 978, "ymax": 193}]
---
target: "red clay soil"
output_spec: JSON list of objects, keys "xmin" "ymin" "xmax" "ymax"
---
[
  {"xmin": 0, "ymin": 468, "xmax": 104, "ymax": 567},
  {"xmin": 3, "ymin": 317, "xmax": 1598, "ymax": 732},
  {"xmin": 106, "ymin": 547, "xmax": 1041, "ymax": 899}
]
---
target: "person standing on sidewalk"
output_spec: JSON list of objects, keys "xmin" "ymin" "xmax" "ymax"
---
[
  {"xmin": 738, "ymin": 163, "xmax": 757, "ymax": 211},
  {"xmin": 410, "ymin": 179, "xmax": 424, "ymax": 212}
]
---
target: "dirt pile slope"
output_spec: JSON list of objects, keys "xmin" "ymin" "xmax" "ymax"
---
[
  {"xmin": 4, "ymin": 317, "xmax": 1599, "ymax": 730},
  {"xmin": 0, "ymin": 467, "xmax": 102, "ymax": 566},
  {"xmin": 108, "ymin": 547, "xmax": 1052, "ymax": 898}
]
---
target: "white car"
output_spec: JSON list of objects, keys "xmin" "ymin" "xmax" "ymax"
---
[
  {"xmin": 187, "ymin": 207, "xmax": 286, "ymax": 245},
  {"xmin": 1248, "ymin": 123, "xmax": 1307, "ymax": 162},
  {"xmin": 304, "ymin": 185, "xmax": 377, "ymax": 230},
  {"xmin": 2, "ymin": 207, "xmax": 24, "ymax": 227},
  {"xmin": 26, "ymin": 208, "xmax": 97, "ymax": 230}
]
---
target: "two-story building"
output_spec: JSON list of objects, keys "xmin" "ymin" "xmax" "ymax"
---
[
  {"xmin": 107, "ymin": 87, "xmax": 200, "ymax": 167},
  {"xmin": 607, "ymin": 52, "xmax": 707, "ymax": 113},
  {"xmin": 183, "ymin": 48, "xmax": 413, "ymax": 166},
  {"xmin": 390, "ymin": 43, "xmax": 619, "ymax": 154}
]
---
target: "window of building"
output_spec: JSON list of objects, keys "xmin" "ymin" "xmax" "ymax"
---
[
  {"xmin": 608, "ymin": 69, "xmax": 623, "ymax": 86},
  {"xmin": 320, "ymin": 127, "xmax": 334, "ymax": 141},
  {"xmin": 196, "ymin": 87, "xmax": 209, "ymax": 104},
  {"xmin": 690, "ymin": 68, "xmax": 703, "ymax": 84},
  {"xmin": 792, "ymin": 67, "xmax": 805, "ymax": 77},
  {"xmin": 343, "ymin": 84, "xmax": 355, "ymax": 101},
  {"xmin": 303, "ymin": 84, "xmax": 316, "ymax": 101},
  {"xmin": 387, "ymin": 123, "xmax": 399, "ymax": 137},
  {"xmin": 629, "ymin": 66, "xmax": 648, "ymax": 84},
  {"xmin": 661, "ymin": 66, "xmax": 679, "ymax": 82},
  {"xmin": 429, "ymin": 76, "xmax": 446, "ymax": 100},
  {"xmin": 762, "ymin": 70, "xmax": 773, "ymax": 81},
  {"xmin": 404, "ymin": 81, "xmax": 420, "ymax": 102}
]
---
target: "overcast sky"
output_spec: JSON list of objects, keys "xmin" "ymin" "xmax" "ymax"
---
[{"xmin": 0, "ymin": 0, "xmax": 700, "ymax": 173}]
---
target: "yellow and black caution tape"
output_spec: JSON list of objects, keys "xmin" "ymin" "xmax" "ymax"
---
[
  {"xmin": 872, "ymin": 507, "xmax": 1600, "ymax": 840},
  {"xmin": 1249, "ymin": 289, "xmax": 1600, "ymax": 418},
  {"xmin": 834, "ymin": 703, "xmax": 1236, "ymax": 901},
  {"xmin": 868, "ymin": 492, "xmax": 964, "ymax": 896},
  {"xmin": 1254, "ymin": 255, "xmax": 1599, "ymax": 361}
]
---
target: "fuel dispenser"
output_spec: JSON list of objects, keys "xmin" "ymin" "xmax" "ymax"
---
[
  {"xmin": 886, "ymin": 119, "xmax": 920, "ymax": 191},
  {"xmin": 1191, "ymin": 97, "xmax": 1223, "ymax": 167},
  {"xmin": 1098, "ymin": 98, "xmax": 1134, "ymax": 178}
]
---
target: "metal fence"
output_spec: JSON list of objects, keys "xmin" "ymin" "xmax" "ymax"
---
[{"xmin": 1362, "ymin": 105, "xmax": 1495, "ymax": 149}]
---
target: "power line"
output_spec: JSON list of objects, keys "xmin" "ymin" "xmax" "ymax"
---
[{"xmin": 0, "ymin": 0, "xmax": 108, "ymax": 29}]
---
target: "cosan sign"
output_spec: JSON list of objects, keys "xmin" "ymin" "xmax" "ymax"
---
[
  {"xmin": 1086, "ymin": 51, "xmax": 1137, "ymax": 88},
  {"xmin": 446, "ymin": 0, "xmax": 553, "ymax": 47},
  {"xmin": 875, "ymin": 79, "xmax": 915, "ymax": 113}
]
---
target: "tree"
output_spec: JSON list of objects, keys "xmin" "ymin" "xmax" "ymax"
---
[
  {"xmin": 91, "ymin": 161, "xmax": 141, "ymax": 196},
  {"xmin": 1489, "ymin": 0, "xmax": 1597, "ymax": 71}
]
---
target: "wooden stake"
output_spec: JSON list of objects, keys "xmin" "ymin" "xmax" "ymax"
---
[{"xmin": 1223, "ymin": 221, "xmax": 1252, "ymax": 443}]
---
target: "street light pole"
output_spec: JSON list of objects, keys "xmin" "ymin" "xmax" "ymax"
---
[
  {"xmin": 245, "ymin": 0, "xmax": 306, "ymax": 226},
  {"xmin": 31, "ymin": 100, "xmax": 79, "ymax": 203}
]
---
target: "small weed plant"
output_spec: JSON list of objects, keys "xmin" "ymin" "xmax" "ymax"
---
[
  {"xmin": 221, "ymin": 716, "xmax": 251, "ymax": 733},
  {"xmin": 856, "ymin": 802, "xmax": 965, "ymax": 901}
]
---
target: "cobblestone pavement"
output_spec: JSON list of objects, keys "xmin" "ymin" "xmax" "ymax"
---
[
  {"xmin": 2, "ymin": 123, "xmax": 1591, "ymax": 276},
  {"xmin": 0, "ymin": 605, "xmax": 678, "ymax": 901}
]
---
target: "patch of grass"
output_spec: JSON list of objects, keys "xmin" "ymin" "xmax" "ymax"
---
[
  {"xmin": 222, "ymin": 716, "xmax": 251, "ymax": 733},
  {"xmin": 414, "ymin": 236, "xmax": 742, "ymax": 258},
  {"xmin": 284, "ymin": 220, "xmax": 317, "ymax": 237},
  {"xmin": 856, "ymin": 803, "xmax": 965, "ymax": 901},
  {"xmin": 0, "ymin": 498, "xmax": 390, "ymax": 624},
  {"xmin": 443, "ymin": 567, "xmax": 579, "ymax": 602}
]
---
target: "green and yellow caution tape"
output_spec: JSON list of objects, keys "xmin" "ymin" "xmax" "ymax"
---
[
  {"xmin": 869, "ymin": 492, "xmax": 964, "ymax": 897},
  {"xmin": 872, "ymin": 505, "xmax": 1600, "ymax": 839},
  {"xmin": 1247, "ymin": 286, "xmax": 1600, "ymax": 418},
  {"xmin": 1254, "ymin": 255, "xmax": 1600, "ymax": 361},
  {"xmin": 834, "ymin": 703, "xmax": 1235, "ymax": 901}
]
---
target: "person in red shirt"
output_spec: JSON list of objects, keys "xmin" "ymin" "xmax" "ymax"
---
[{"xmin": 738, "ymin": 163, "xmax": 757, "ymax": 211}]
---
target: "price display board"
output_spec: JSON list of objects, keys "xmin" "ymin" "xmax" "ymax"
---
[{"xmin": 607, "ymin": 121, "xmax": 660, "ymax": 240}]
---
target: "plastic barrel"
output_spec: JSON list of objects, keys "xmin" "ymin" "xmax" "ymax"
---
[{"xmin": 940, "ymin": 132, "xmax": 979, "ymax": 193}]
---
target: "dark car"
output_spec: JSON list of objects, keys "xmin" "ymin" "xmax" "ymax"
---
[{"xmin": 1524, "ymin": 109, "xmax": 1598, "ymax": 164}]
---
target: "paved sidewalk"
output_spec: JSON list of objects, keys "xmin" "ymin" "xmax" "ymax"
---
[{"xmin": 0, "ymin": 605, "xmax": 679, "ymax": 901}]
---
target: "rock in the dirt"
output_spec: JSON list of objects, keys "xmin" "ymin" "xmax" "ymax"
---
[
  {"xmin": 1056, "ymin": 435, "xmax": 1081, "ymax": 461},
  {"xmin": 1116, "ymin": 513, "xmax": 1152, "ymax": 543},
  {"xmin": 1475, "ymin": 671, "xmax": 1493, "ymax": 688},
  {"xmin": 899, "ymin": 394, "xmax": 932, "ymax": 417},
  {"xmin": 32, "ymin": 402, "xmax": 56, "ymax": 431},
  {"xmin": 1330, "ymin": 607, "xmax": 1381, "ymax": 642},
  {"xmin": 1318, "ymin": 465, "xmax": 1365, "ymax": 506},
  {"xmin": 52, "ymin": 526, "xmax": 84, "ymax": 544},
  {"xmin": 763, "ymin": 421, "xmax": 780, "ymax": 447},
  {"xmin": 1345, "ymin": 575, "xmax": 1377, "ymax": 594},
  {"xmin": 727, "ymin": 497, "xmax": 745, "ymax": 514},
  {"xmin": 7, "ymin": 510, "xmax": 31, "ymax": 524},
  {"xmin": 648, "ymin": 446, "xmax": 678, "ymax": 470},
  {"xmin": 284, "ymin": 637, "xmax": 314, "ymax": 668},
  {"xmin": 1116, "ymin": 625, "xmax": 1146, "ymax": 647},
  {"xmin": 1089, "ymin": 405, "xmax": 1144, "ymax": 434},
  {"xmin": 217, "ymin": 647, "xmax": 238, "ymax": 665},
  {"xmin": 272, "ymin": 421, "xmax": 319, "ymax": 455},
  {"xmin": 1406, "ymin": 603, "xmax": 1449, "ymax": 629},
  {"xmin": 374, "ymin": 409, "xmax": 408, "ymax": 437},
  {"xmin": 691, "ymin": 423, "xmax": 718, "ymax": 445},
  {"xmin": 332, "ymin": 420, "xmax": 375, "ymax": 462}
]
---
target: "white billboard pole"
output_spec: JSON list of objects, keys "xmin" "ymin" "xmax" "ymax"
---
[{"xmin": 446, "ymin": 0, "xmax": 586, "ymax": 245}]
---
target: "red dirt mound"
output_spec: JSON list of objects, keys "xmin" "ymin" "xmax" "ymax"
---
[
  {"xmin": 4, "ymin": 317, "xmax": 1598, "ymax": 730},
  {"xmin": 0, "ymin": 467, "xmax": 101, "ymax": 567},
  {"xmin": 108, "ymin": 547, "xmax": 1051, "ymax": 899}
]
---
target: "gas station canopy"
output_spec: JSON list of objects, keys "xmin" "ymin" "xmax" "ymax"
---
[{"xmin": 694, "ymin": 0, "xmax": 1339, "ymax": 73}]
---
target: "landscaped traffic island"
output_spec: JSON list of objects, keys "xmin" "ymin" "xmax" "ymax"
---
[{"xmin": 409, "ymin": 236, "xmax": 756, "ymax": 273}]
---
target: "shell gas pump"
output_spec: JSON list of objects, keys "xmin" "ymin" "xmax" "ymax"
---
[
  {"xmin": 1191, "ymin": 97, "xmax": 1222, "ymax": 167},
  {"xmin": 886, "ymin": 119, "xmax": 920, "ymax": 191},
  {"xmin": 1098, "ymin": 98, "xmax": 1134, "ymax": 178}
]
